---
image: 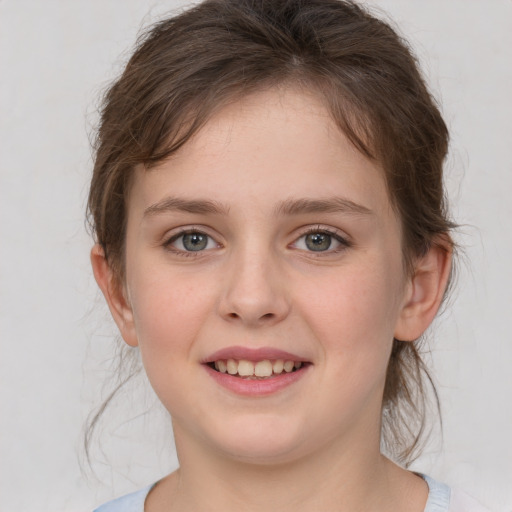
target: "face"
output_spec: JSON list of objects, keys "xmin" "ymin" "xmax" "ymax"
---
[{"xmin": 113, "ymin": 88, "xmax": 415, "ymax": 463}]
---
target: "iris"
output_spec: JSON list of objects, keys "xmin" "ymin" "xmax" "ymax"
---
[{"xmin": 305, "ymin": 233, "xmax": 332, "ymax": 251}]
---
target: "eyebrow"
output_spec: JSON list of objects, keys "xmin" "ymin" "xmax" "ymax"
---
[
  {"xmin": 143, "ymin": 196, "xmax": 373, "ymax": 218},
  {"xmin": 274, "ymin": 197, "xmax": 373, "ymax": 216},
  {"xmin": 144, "ymin": 197, "xmax": 231, "ymax": 217}
]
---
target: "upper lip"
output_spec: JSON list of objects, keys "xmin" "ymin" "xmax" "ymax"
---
[{"xmin": 203, "ymin": 346, "xmax": 309, "ymax": 363}]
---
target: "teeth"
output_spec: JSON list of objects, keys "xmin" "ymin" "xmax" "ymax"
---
[
  {"xmin": 226, "ymin": 359, "xmax": 238, "ymax": 375},
  {"xmin": 212, "ymin": 358, "xmax": 304, "ymax": 378},
  {"xmin": 238, "ymin": 360, "xmax": 254, "ymax": 376},
  {"xmin": 272, "ymin": 359, "xmax": 284, "ymax": 374},
  {"xmin": 217, "ymin": 360, "xmax": 227, "ymax": 373},
  {"xmin": 283, "ymin": 360, "xmax": 294, "ymax": 373},
  {"xmin": 254, "ymin": 360, "xmax": 273, "ymax": 377}
]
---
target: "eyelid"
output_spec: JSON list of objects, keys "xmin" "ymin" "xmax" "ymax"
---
[
  {"xmin": 291, "ymin": 225, "xmax": 352, "ymax": 253},
  {"xmin": 161, "ymin": 224, "xmax": 351, "ymax": 256},
  {"xmin": 163, "ymin": 226, "xmax": 221, "ymax": 255}
]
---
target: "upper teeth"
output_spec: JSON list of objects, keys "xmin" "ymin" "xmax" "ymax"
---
[{"xmin": 214, "ymin": 359, "xmax": 302, "ymax": 378}]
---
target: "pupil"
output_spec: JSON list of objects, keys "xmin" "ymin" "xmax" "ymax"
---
[
  {"xmin": 305, "ymin": 233, "xmax": 331, "ymax": 251},
  {"xmin": 183, "ymin": 233, "xmax": 207, "ymax": 251}
]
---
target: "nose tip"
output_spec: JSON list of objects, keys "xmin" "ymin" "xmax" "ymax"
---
[
  {"xmin": 221, "ymin": 295, "xmax": 290, "ymax": 327},
  {"xmin": 218, "ymin": 257, "xmax": 290, "ymax": 327}
]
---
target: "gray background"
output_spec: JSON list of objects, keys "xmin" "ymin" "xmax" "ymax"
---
[{"xmin": 1, "ymin": 1, "xmax": 511, "ymax": 510}]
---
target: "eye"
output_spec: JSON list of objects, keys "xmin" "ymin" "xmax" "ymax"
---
[
  {"xmin": 166, "ymin": 230, "xmax": 218, "ymax": 253},
  {"xmin": 293, "ymin": 229, "xmax": 349, "ymax": 253}
]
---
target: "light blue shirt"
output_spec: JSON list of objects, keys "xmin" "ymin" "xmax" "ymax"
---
[
  {"xmin": 422, "ymin": 475, "xmax": 451, "ymax": 512},
  {"xmin": 93, "ymin": 474, "xmax": 487, "ymax": 511}
]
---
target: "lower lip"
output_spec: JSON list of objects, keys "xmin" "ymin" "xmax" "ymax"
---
[{"xmin": 204, "ymin": 364, "xmax": 310, "ymax": 396}]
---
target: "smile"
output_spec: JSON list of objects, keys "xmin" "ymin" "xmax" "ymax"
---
[
  {"xmin": 203, "ymin": 347, "xmax": 312, "ymax": 396},
  {"xmin": 208, "ymin": 359, "xmax": 304, "ymax": 379}
]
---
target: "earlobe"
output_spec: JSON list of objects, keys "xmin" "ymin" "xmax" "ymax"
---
[
  {"xmin": 90, "ymin": 244, "xmax": 139, "ymax": 347},
  {"xmin": 394, "ymin": 241, "xmax": 452, "ymax": 342}
]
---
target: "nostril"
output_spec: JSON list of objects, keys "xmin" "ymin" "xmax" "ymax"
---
[{"xmin": 226, "ymin": 311, "xmax": 275, "ymax": 321}]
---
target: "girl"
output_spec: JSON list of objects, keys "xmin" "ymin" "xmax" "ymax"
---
[{"xmin": 87, "ymin": 1, "xmax": 489, "ymax": 510}]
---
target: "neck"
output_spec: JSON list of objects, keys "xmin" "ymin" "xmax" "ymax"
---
[{"xmin": 146, "ymin": 423, "xmax": 427, "ymax": 512}]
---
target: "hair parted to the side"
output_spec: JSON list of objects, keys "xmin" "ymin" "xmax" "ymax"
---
[{"xmin": 87, "ymin": 0, "xmax": 456, "ymax": 466}]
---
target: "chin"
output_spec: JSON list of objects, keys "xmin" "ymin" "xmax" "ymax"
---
[{"xmin": 207, "ymin": 414, "xmax": 308, "ymax": 464}]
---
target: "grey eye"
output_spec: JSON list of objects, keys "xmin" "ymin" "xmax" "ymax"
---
[
  {"xmin": 182, "ymin": 232, "xmax": 209, "ymax": 251},
  {"xmin": 304, "ymin": 233, "xmax": 332, "ymax": 251},
  {"xmin": 166, "ymin": 230, "xmax": 219, "ymax": 254}
]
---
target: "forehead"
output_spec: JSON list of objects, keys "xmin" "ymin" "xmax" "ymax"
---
[{"xmin": 128, "ymin": 87, "xmax": 394, "ymax": 220}]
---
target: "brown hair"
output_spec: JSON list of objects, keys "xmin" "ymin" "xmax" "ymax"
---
[{"xmin": 87, "ymin": 0, "xmax": 455, "ymax": 465}]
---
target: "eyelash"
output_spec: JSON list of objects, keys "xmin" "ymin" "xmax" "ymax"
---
[
  {"xmin": 293, "ymin": 226, "xmax": 351, "ymax": 254},
  {"xmin": 163, "ymin": 226, "xmax": 351, "ymax": 257},
  {"xmin": 163, "ymin": 228, "xmax": 219, "ymax": 257}
]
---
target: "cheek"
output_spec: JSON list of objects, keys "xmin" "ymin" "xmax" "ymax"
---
[
  {"xmin": 297, "ymin": 255, "xmax": 404, "ymax": 364},
  {"xmin": 295, "ymin": 260, "xmax": 404, "ymax": 428},
  {"xmin": 127, "ymin": 269, "xmax": 217, "ymax": 380},
  {"xmin": 129, "ymin": 279, "xmax": 217, "ymax": 418}
]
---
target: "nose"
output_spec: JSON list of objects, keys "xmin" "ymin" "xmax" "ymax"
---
[{"xmin": 218, "ymin": 245, "xmax": 291, "ymax": 328}]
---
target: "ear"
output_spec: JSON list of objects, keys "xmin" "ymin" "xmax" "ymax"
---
[
  {"xmin": 394, "ymin": 241, "xmax": 452, "ymax": 342},
  {"xmin": 90, "ymin": 244, "xmax": 138, "ymax": 347}
]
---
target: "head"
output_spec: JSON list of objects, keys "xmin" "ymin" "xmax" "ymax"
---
[{"xmin": 88, "ymin": 0, "xmax": 454, "ymax": 465}]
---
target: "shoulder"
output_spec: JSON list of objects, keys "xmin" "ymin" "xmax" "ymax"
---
[
  {"xmin": 421, "ymin": 474, "xmax": 491, "ymax": 512},
  {"xmin": 93, "ymin": 484, "xmax": 154, "ymax": 512}
]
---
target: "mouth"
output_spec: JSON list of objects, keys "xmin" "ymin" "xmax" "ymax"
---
[
  {"xmin": 206, "ymin": 358, "xmax": 309, "ymax": 380},
  {"xmin": 202, "ymin": 346, "xmax": 312, "ymax": 395}
]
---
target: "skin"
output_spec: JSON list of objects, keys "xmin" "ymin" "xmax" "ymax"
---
[{"xmin": 92, "ymin": 87, "xmax": 451, "ymax": 512}]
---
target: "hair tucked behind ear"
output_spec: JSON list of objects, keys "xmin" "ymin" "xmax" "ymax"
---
[{"xmin": 87, "ymin": 0, "xmax": 456, "ymax": 466}]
